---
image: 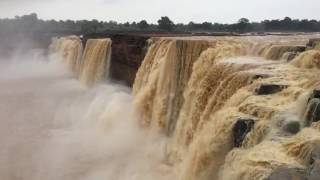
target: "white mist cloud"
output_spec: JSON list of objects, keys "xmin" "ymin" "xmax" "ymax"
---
[{"xmin": 0, "ymin": 51, "xmax": 173, "ymax": 180}]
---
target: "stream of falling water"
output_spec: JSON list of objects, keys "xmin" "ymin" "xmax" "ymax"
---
[{"xmin": 0, "ymin": 48, "xmax": 173, "ymax": 180}]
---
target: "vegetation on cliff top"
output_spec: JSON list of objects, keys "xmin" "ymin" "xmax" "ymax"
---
[{"xmin": 1, "ymin": 13, "xmax": 320, "ymax": 36}]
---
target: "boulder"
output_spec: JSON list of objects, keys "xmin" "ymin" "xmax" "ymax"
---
[
  {"xmin": 233, "ymin": 118, "xmax": 255, "ymax": 147},
  {"xmin": 255, "ymin": 84, "xmax": 288, "ymax": 95},
  {"xmin": 282, "ymin": 121, "xmax": 301, "ymax": 134}
]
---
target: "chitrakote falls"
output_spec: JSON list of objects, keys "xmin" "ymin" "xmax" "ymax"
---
[{"xmin": 1, "ymin": 5, "xmax": 320, "ymax": 180}]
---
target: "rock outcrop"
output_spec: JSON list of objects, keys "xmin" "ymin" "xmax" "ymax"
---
[
  {"xmin": 109, "ymin": 35, "xmax": 149, "ymax": 86},
  {"xmin": 255, "ymin": 84, "xmax": 288, "ymax": 95}
]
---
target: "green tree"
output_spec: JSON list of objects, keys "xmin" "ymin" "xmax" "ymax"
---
[
  {"xmin": 79, "ymin": 20, "xmax": 98, "ymax": 34},
  {"xmin": 157, "ymin": 16, "xmax": 174, "ymax": 31},
  {"xmin": 123, "ymin": 22, "xmax": 130, "ymax": 27},
  {"xmin": 201, "ymin": 22, "xmax": 212, "ymax": 30},
  {"xmin": 238, "ymin": 18, "xmax": 249, "ymax": 24},
  {"xmin": 236, "ymin": 18, "xmax": 250, "ymax": 32},
  {"xmin": 16, "ymin": 13, "xmax": 39, "ymax": 31},
  {"xmin": 90, "ymin": 19, "xmax": 102, "ymax": 33},
  {"xmin": 137, "ymin": 20, "xmax": 149, "ymax": 29}
]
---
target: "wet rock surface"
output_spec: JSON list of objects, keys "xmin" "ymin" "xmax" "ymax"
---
[
  {"xmin": 255, "ymin": 84, "xmax": 288, "ymax": 95},
  {"xmin": 304, "ymin": 98, "xmax": 320, "ymax": 126},
  {"xmin": 309, "ymin": 89, "xmax": 320, "ymax": 101},
  {"xmin": 282, "ymin": 121, "xmax": 301, "ymax": 134},
  {"xmin": 109, "ymin": 35, "xmax": 149, "ymax": 86},
  {"xmin": 233, "ymin": 118, "xmax": 255, "ymax": 147},
  {"xmin": 308, "ymin": 144, "xmax": 320, "ymax": 180}
]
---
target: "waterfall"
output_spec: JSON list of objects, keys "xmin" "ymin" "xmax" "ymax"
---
[
  {"xmin": 133, "ymin": 39, "xmax": 210, "ymax": 133},
  {"xmin": 3, "ymin": 34, "xmax": 320, "ymax": 180},
  {"xmin": 49, "ymin": 37, "xmax": 112, "ymax": 87},
  {"xmin": 49, "ymin": 36, "xmax": 83, "ymax": 74},
  {"xmin": 133, "ymin": 36, "xmax": 320, "ymax": 180},
  {"xmin": 79, "ymin": 38, "xmax": 112, "ymax": 86},
  {"xmin": 291, "ymin": 49, "xmax": 320, "ymax": 69}
]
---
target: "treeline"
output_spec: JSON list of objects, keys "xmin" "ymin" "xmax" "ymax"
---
[{"xmin": 1, "ymin": 13, "xmax": 320, "ymax": 36}]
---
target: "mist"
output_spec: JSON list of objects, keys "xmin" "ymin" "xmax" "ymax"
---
[{"xmin": 0, "ymin": 49, "xmax": 173, "ymax": 180}]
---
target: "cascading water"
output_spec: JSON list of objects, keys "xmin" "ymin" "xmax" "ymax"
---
[
  {"xmin": 49, "ymin": 36, "xmax": 83, "ymax": 74},
  {"xmin": 133, "ymin": 38, "xmax": 210, "ymax": 134},
  {"xmin": 2, "ymin": 34, "xmax": 320, "ymax": 180},
  {"xmin": 133, "ymin": 35, "xmax": 320, "ymax": 180},
  {"xmin": 79, "ymin": 39, "xmax": 112, "ymax": 86},
  {"xmin": 50, "ymin": 37, "xmax": 112, "ymax": 86}
]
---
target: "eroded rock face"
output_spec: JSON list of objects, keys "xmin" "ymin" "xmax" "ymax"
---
[
  {"xmin": 110, "ymin": 35, "xmax": 149, "ymax": 86},
  {"xmin": 233, "ymin": 118, "xmax": 255, "ymax": 147},
  {"xmin": 255, "ymin": 84, "xmax": 288, "ymax": 95}
]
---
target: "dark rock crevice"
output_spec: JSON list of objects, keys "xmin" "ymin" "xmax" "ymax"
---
[
  {"xmin": 233, "ymin": 118, "xmax": 255, "ymax": 148},
  {"xmin": 304, "ymin": 98, "xmax": 320, "ymax": 126}
]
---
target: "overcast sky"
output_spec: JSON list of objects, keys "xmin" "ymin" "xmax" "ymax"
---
[{"xmin": 0, "ymin": 0, "xmax": 319, "ymax": 23}]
